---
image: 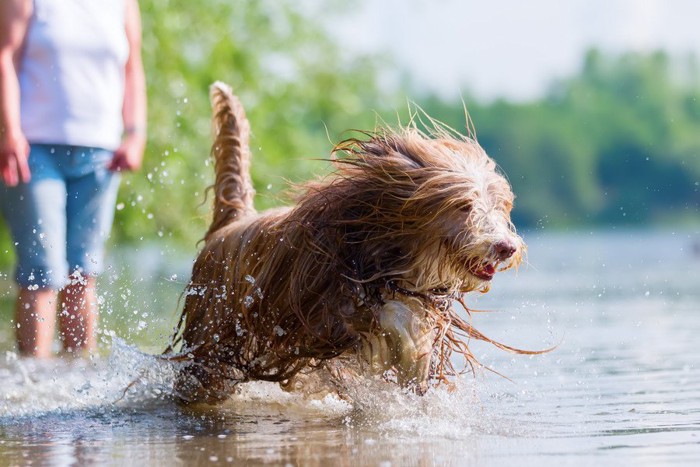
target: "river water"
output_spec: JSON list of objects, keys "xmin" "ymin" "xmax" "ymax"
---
[{"xmin": 0, "ymin": 228, "xmax": 698, "ymax": 466}]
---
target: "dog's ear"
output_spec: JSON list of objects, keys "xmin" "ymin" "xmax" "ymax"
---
[{"xmin": 458, "ymin": 201, "xmax": 472, "ymax": 213}]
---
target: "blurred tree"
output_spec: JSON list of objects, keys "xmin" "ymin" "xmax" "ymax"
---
[
  {"xmin": 113, "ymin": 0, "xmax": 385, "ymax": 249},
  {"xmin": 420, "ymin": 49, "xmax": 700, "ymax": 228},
  {"xmin": 0, "ymin": 0, "xmax": 386, "ymax": 269}
]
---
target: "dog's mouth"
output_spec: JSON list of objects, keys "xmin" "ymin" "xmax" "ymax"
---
[{"xmin": 468, "ymin": 261, "xmax": 497, "ymax": 281}]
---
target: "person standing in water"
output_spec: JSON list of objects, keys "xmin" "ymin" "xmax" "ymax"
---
[{"xmin": 0, "ymin": 0, "xmax": 146, "ymax": 357}]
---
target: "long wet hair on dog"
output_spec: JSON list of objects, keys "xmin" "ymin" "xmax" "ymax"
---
[{"xmin": 166, "ymin": 82, "xmax": 541, "ymax": 404}]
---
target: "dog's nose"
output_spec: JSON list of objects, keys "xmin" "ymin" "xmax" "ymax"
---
[{"xmin": 493, "ymin": 240, "xmax": 517, "ymax": 260}]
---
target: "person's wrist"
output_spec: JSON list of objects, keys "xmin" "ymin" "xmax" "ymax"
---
[
  {"xmin": 0, "ymin": 131, "xmax": 27, "ymax": 151},
  {"xmin": 123, "ymin": 126, "xmax": 146, "ymax": 147},
  {"xmin": 123, "ymin": 125, "xmax": 146, "ymax": 137},
  {"xmin": 1, "ymin": 125, "xmax": 25, "ymax": 141}
]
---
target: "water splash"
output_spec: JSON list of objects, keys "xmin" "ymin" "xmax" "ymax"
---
[
  {"xmin": 0, "ymin": 337, "xmax": 529, "ymax": 443},
  {"xmin": 0, "ymin": 338, "xmax": 178, "ymax": 419}
]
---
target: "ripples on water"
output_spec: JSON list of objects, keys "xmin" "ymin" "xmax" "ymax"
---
[{"xmin": 0, "ymin": 229, "xmax": 699, "ymax": 466}]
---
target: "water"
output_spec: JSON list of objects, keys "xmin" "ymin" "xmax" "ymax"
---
[{"xmin": 1, "ymin": 229, "xmax": 699, "ymax": 466}]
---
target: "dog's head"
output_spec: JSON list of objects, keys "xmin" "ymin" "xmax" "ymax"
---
[{"xmin": 328, "ymin": 126, "xmax": 524, "ymax": 294}]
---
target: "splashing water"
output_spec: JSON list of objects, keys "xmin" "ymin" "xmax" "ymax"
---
[
  {"xmin": 0, "ymin": 229, "xmax": 699, "ymax": 465},
  {"xmin": 0, "ymin": 339, "xmax": 178, "ymax": 417}
]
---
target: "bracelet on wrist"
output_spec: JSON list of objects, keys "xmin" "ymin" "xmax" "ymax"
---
[{"xmin": 124, "ymin": 125, "xmax": 146, "ymax": 136}]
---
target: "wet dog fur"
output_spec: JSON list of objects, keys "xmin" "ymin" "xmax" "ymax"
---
[{"xmin": 167, "ymin": 82, "xmax": 527, "ymax": 404}]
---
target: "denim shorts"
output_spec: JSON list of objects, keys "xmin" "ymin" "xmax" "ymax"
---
[{"xmin": 0, "ymin": 144, "xmax": 121, "ymax": 289}]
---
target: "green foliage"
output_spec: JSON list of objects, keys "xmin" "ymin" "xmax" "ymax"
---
[
  {"xmin": 419, "ymin": 49, "xmax": 700, "ymax": 228},
  {"xmin": 114, "ymin": 0, "xmax": 384, "ymax": 249},
  {"xmin": 0, "ymin": 0, "xmax": 386, "ymax": 269}
]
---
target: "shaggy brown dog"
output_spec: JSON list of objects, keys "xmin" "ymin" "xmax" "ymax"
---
[{"xmin": 167, "ymin": 82, "xmax": 530, "ymax": 404}]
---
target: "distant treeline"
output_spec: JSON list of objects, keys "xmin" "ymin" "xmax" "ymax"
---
[{"xmin": 419, "ymin": 49, "xmax": 700, "ymax": 228}]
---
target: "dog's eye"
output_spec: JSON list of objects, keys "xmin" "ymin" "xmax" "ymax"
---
[{"xmin": 459, "ymin": 204, "xmax": 471, "ymax": 213}]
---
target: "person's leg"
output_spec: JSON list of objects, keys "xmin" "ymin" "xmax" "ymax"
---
[
  {"xmin": 15, "ymin": 288, "xmax": 59, "ymax": 358},
  {"xmin": 0, "ymin": 144, "xmax": 70, "ymax": 357},
  {"xmin": 58, "ymin": 274, "xmax": 97, "ymax": 353},
  {"xmin": 62, "ymin": 147, "xmax": 120, "ymax": 353}
]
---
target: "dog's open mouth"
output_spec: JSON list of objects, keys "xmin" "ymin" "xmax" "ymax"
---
[{"xmin": 470, "ymin": 262, "xmax": 496, "ymax": 281}]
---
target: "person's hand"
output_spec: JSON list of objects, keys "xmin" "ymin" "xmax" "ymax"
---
[
  {"xmin": 0, "ymin": 131, "xmax": 30, "ymax": 186},
  {"xmin": 108, "ymin": 133, "xmax": 145, "ymax": 172}
]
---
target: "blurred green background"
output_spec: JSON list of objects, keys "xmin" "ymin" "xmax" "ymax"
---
[{"xmin": 0, "ymin": 1, "xmax": 698, "ymax": 347}]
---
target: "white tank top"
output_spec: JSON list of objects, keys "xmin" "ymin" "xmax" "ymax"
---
[{"xmin": 19, "ymin": 0, "xmax": 128, "ymax": 150}]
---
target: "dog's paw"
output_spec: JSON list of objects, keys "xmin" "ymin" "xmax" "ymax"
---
[
  {"xmin": 280, "ymin": 360, "xmax": 360, "ymax": 400},
  {"xmin": 359, "ymin": 298, "xmax": 434, "ymax": 392}
]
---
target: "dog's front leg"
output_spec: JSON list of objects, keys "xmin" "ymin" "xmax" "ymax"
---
[{"xmin": 361, "ymin": 298, "xmax": 434, "ymax": 394}]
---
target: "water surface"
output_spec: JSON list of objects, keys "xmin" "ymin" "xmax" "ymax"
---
[{"xmin": 1, "ymin": 229, "xmax": 699, "ymax": 465}]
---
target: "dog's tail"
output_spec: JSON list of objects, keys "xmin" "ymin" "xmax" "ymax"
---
[{"xmin": 205, "ymin": 81, "xmax": 256, "ymax": 240}]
